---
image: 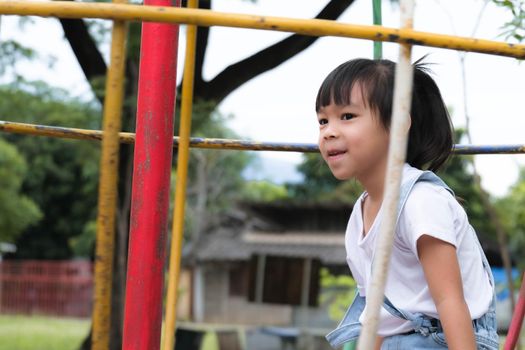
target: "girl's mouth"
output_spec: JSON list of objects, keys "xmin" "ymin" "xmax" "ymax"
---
[
  {"xmin": 327, "ymin": 150, "xmax": 347, "ymax": 159},
  {"xmin": 328, "ymin": 150, "xmax": 346, "ymax": 157}
]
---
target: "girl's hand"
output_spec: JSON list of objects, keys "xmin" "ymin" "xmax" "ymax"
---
[{"xmin": 417, "ymin": 234, "xmax": 476, "ymax": 350}]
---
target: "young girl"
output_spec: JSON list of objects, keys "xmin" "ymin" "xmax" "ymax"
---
[{"xmin": 317, "ymin": 58, "xmax": 499, "ymax": 350}]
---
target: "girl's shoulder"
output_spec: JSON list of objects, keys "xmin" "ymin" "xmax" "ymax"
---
[
  {"xmin": 411, "ymin": 179, "xmax": 453, "ymax": 199},
  {"xmin": 402, "ymin": 165, "xmax": 456, "ymax": 204},
  {"xmin": 397, "ymin": 179, "xmax": 466, "ymax": 251},
  {"xmin": 404, "ymin": 180, "xmax": 460, "ymax": 217}
]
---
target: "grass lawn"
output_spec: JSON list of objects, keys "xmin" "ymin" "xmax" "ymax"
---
[
  {"xmin": 0, "ymin": 315, "xmax": 91, "ymax": 350},
  {"xmin": 0, "ymin": 315, "xmax": 236, "ymax": 350}
]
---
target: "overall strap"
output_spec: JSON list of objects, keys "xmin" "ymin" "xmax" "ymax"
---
[
  {"xmin": 382, "ymin": 170, "xmax": 496, "ymax": 328},
  {"xmin": 379, "ymin": 170, "xmax": 453, "ymax": 329},
  {"xmin": 394, "ymin": 170, "xmax": 454, "ymax": 222}
]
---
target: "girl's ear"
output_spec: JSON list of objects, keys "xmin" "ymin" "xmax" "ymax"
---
[{"xmin": 406, "ymin": 114, "xmax": 412, "ymax": 133}]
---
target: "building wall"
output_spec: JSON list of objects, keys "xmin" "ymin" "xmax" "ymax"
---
[
  {"xmin": 176, "ymin": 269, "xmax": 192, "ymax": 320},
  {"xmin": 202, "ymin": 262, "xmax": 292, "ymax": 325}
]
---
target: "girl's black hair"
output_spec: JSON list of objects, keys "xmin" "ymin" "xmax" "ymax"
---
[{"xmin": 315, "ymin": 57, "xmax": 453, "ymax": 172}]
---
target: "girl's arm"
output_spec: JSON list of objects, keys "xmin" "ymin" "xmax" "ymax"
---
[{"xmin": 417, "ymin": 234, "xmax": 476, "ymax": 350}]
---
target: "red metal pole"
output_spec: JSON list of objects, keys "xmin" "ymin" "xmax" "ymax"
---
[
  {"xmin": 504, "ymin": 272, "xmax": 525, "ymax": 350},
  {"xmin": 122, "ymin": 0, "xmax": 180, "ymax": 349}
]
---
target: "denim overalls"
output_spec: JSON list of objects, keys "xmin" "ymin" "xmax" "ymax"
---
[{"xmin": 325, "ymin": 171, "xmax": 499, "ymax": 349}]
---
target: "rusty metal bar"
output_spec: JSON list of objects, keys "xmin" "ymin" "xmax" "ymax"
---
[
  {"xmin": 2, "ymin": 121, "xmax": 525, "ymax": 155},
  {"xmin": 162, "ymin": 1, "xmax": 198, "ymax": 349},
  {"xmin": 1, "ymin": 1, "xmax": 525, "ymax": 59},
  {"xmin": 91, "ymin": 2, "xmax": 128, "ymax": 349}
]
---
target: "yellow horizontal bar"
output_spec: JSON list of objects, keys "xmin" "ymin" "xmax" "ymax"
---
[
  {"xmin": 2, "ymin": 120, "xmax": 525, "ymax": 155},
  {"xmin": 0, "ymin": 120, "xmax": 317, "ymax": 152},
  {"xmin": 1, "ymin": 1, "xmax": 524, "ymax": 59}
]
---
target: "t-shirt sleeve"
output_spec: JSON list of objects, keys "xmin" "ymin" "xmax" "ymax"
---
[{"xmin": 398, "ymin": 183, "xmax": 457, "ymax": 259}]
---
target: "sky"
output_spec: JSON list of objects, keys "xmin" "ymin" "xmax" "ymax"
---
[{"xmin": 2, "ymin": 0, "xmax": 525, "ymax": 197}]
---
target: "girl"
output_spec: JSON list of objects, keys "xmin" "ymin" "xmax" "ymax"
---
[{"xmin": 317, "ymin": 58, "xmax": 498, "ymax": 350}]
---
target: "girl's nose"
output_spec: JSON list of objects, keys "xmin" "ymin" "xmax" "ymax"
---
[{"xmin": 323, "ymin": 124, "xmax": 340, "ymax": 139}]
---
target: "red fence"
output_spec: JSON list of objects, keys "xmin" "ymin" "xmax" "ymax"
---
[{"xmin": 0, "ymin": 260, "xmax": 93, "ymax": 317}]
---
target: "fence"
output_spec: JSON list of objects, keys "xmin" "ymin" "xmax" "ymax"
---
[{"xmin": 0, "ymin": 260, "xmax": 93, "ymax": 317}]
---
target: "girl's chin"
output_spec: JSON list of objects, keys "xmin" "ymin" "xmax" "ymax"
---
[{"xmin": 331, "ymin": 171, "xmax": 353, "ymax": 181}]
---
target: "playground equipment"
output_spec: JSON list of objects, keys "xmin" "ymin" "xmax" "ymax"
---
[{"xmin": 0, "ymin": 0, "xmax": 524, "ymax": 350}]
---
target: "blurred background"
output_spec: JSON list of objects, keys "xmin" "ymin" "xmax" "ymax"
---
[{"xmin": 0, "ymin": 0, "xmax": 523, "ymax": 349}]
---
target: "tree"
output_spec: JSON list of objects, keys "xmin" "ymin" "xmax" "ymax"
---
[
  {"xmin": 285, "ymin": 153, "xmax": 363, "ymax": 204},
  {"xmin": 492, "ymin": 0, "xmax": 525, "ymax": 42},
  {"xmin": 496, "ymin": 169, "xmax": 525, "ymax": 270},
  {"xmin": 0, "ymin": 81, "xmax": 101, "ymax": 259},
  {"xmin": 241, "ymin": 180, "xmax": 288, "ymax": 203},
  {"xmin": 0, "ymin": 138, "xmax": 42, "ymax": 243}
]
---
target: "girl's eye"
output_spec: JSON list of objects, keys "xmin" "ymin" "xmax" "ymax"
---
[
  {"xmin": 318, "ymin": 118, "xmax": 328, "ymax": 126},
  {"xmin": 341, "ymin": 113, "xmax": 355, "ymax": 120}
]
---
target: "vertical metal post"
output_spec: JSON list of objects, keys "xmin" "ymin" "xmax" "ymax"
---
[
  {"xmin": 372, "ymin": 0, "xmax": 383, "ymax": 59},
  {"xmin": 92, "ymin": 1, "xmax": 128, "ymax": 349},
  {"xmin": 255, "ymin": 255, "xmax": 267, "ymax": 303},
  {"xmin": 357, "ymin": 1, "xmax": 415, "ymax": 349},
  {"xmin": 300, "ymin": 258, "xmax": 312, "ymax": 327},
  {"xmin": 162, "ymin": 0, "xmax": 198, "ymax": 348},
  {"xmin": 504, "ymin": 272, "xmax": 525, "ymax": 350},
  {"xmin": 300, "ymin": 258, "xmax": 312, "ymax": 308},
  {"xmin": 122, "ymin": 0, "xmax": 180, "ymax": 348}
]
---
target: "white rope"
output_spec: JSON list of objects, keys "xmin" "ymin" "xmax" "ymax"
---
[{"xmin": 357, "ymin": 0, "xmax": 415, "ymax": 348}]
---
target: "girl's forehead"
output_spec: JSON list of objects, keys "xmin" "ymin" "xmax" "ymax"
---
[
  {"xmin": 339, "ymin": 86, "xmax": 368, "ymax": 108},
  {"xmin": 350, "ymin": 83, "xmax": 366, "ymax": 100}
]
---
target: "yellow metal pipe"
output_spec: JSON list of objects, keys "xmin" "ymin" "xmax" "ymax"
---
[
  {"xmin": 91, "ymin": 1, "xmax": 128, "ymax": 349},
  {"xmin": 1, "ymin": 1, "xmax": 525, "ymax": 59},
  {"xmin": 4, "ymin": 120, "xmax": 525, "ymax": 154},
  {"xmin": 0, "ymin": 120, "xmax": 319, "ymax": 152},
  {"xmin": 163, "ymin": 0, "xmax": 198, "ymax": 349}
]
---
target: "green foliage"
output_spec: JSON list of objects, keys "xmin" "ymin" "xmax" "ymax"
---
[
  {"xmin": 0, "ymin": 18, "xmax": 56, "ymax": 79},
  {"xmin": 286, "ymin": 153, "xmax": 342, "ymax": 202},
  {"xmin": 70, "ymin": 220, "xmax": 97, "ymax": 258},
  {"xmin": 492, "ymin": 0, "xmax": 525, "ymax": 42},
  {"xmin": 241, "ymin": 180, "xmax": 288, "ymax": 202},
  {"xmin": 440, "ymin": 154, "xmax": 495, "ymax": 237},
  {"xmin": 286, "ymin": 153, "xmax": 365, "ymax": 204},
  {"xmin": 0, "ymin": 40, "xmax": 37, "ymax": 76},
  {"xmin": 495, "ymin": 168, "xmax": 525, "ymax": 269},
  {"xmin": 0, "ymin": 81, "xmax": 101, "ymax": 259},
  {"xmin": 0, "ymin": 138, "xmax": 42, "ymax": 242},
  {"xmin": 319, "ymin": 268, "xmax": 356, "ymax": 322},
  {"xmin": 439, "ymin": 130, "xmax": 496, "ymax": 241}
]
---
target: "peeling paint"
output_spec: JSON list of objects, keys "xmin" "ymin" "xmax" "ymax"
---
[{"xmin": 388, "ymin": 33, "xmax": 400, "ymax": 41}]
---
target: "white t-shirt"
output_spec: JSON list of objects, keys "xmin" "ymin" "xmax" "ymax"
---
[{"xmin": 345, "ymin": 164, "xmax": 493, "ymax": 337}]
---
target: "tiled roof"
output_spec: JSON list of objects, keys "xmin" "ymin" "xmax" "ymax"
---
[{"xmin": 191, "ymin": 230, "xmax": 346, "ymax": 265}]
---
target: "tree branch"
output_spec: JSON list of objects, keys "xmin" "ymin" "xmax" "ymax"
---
[
  {"xmin": 58, "ymin": 16, "xmax": 106, "ymax": 104},
  {"xmin": 193, "ymin": 0, "xmax": 210, "ymax": 90},
  {"xmin": 196, "ymin": 0, "xmax": 355, "ymax": 103}
]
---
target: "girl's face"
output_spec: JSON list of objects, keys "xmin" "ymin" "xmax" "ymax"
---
[{"xmin": 317, "ymin": 84, "xmax": 390, "ymax": 183}]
